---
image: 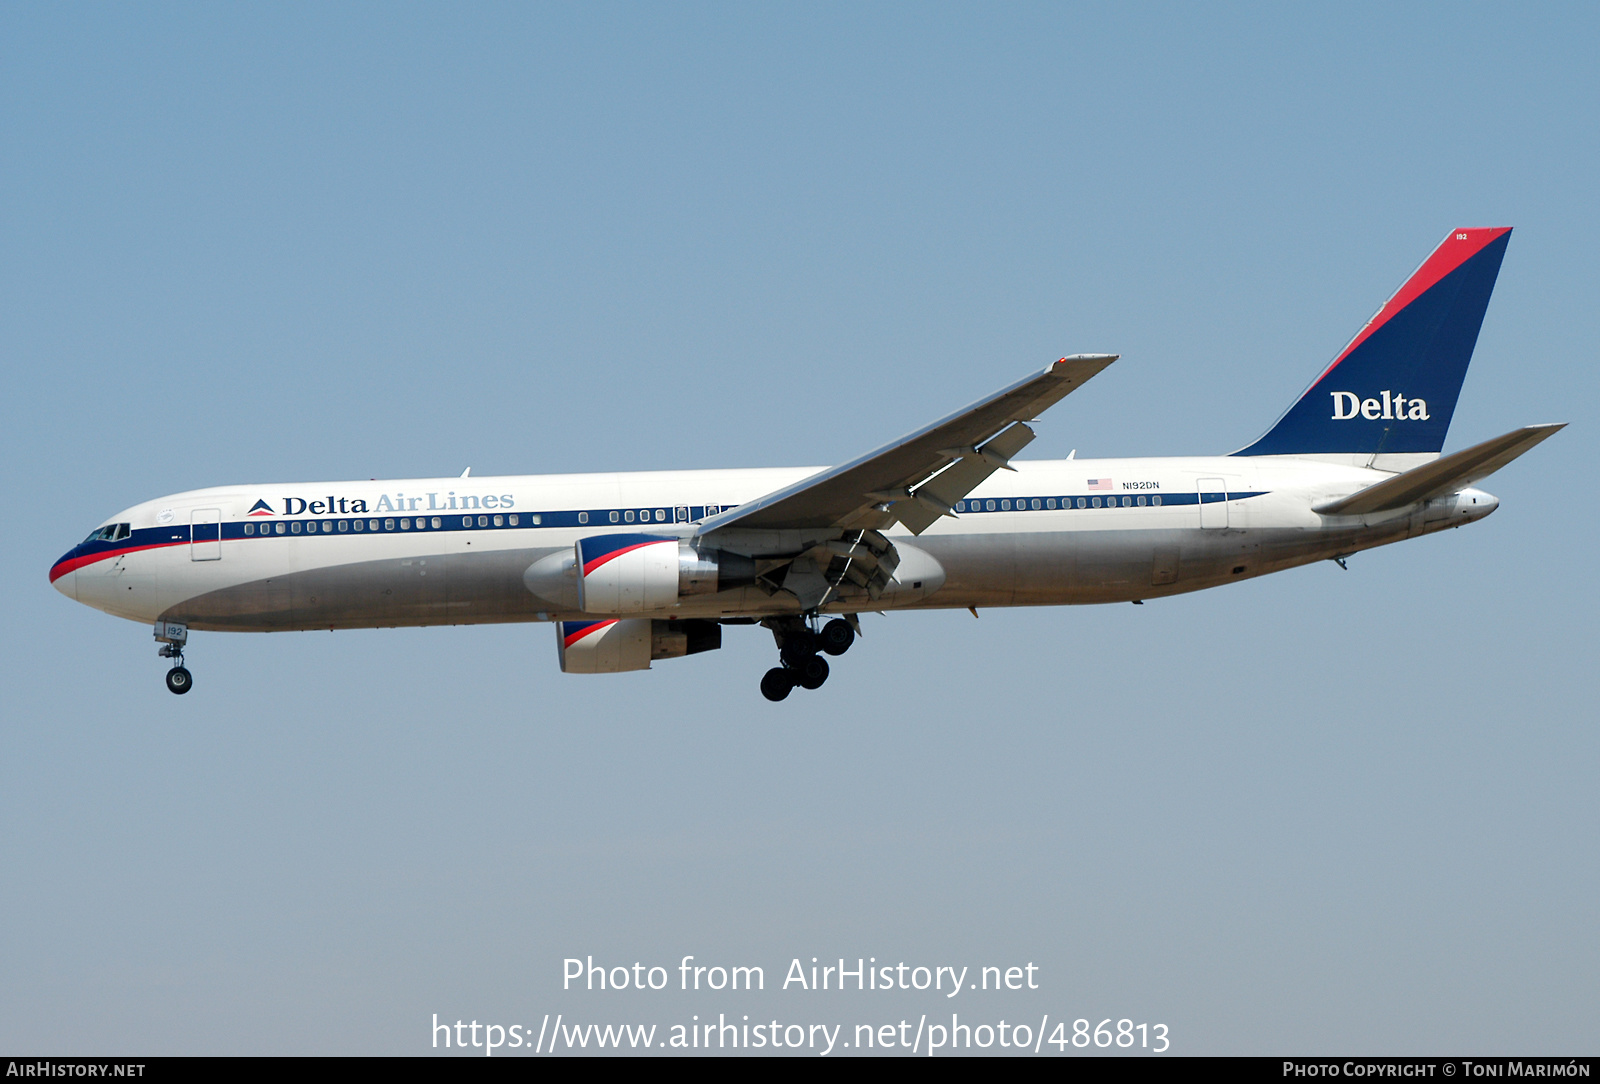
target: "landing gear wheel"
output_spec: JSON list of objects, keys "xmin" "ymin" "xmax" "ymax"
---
[
  {"xmin": 819, "ymin": 619, "xmax": 855, "ymax": 656},
  {"xmin": 760, "ymin": 667, "xmax": 796, "ymax": 702},
  {"xmin": 165, "ymin": 666, "xmax": 193, "ymax": 695},
  {"xmin": 779, "ymin": 629, "xmax": 818, "ymax": 668},
  {"xmin": 797, "ymin": 655, "xmax": 830, "ymax": 690}
]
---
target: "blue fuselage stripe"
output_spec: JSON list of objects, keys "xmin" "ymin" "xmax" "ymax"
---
[{"xmin": 54, "ymin": 491, "xmax": 1270, "ymax": 571}]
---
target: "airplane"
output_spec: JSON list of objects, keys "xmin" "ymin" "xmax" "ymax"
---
[{"xmin": 50, "ymin": 227, "xmax": 1563, "ymax": 701}]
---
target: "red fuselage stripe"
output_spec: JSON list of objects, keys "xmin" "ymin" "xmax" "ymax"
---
[{"xmin": 49, "ymin": 541, "xmax": 187, "ymax": 583}]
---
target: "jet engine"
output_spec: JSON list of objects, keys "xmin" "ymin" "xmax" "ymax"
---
[
  {"xmin": 573, "ymin": 534, "xmax": 755, "ymax": 614},
  {"xmin": 556, "ymin": 618, "xmax": 722, "ymax": 674}
]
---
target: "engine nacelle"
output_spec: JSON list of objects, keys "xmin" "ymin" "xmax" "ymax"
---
[
  {"xmin": 556, "ymin": 618, "xmax": 722, "ymax": 674},
  {"xmin": 573, "ymin": 534, "xmax": 753, "ymax": 614}
]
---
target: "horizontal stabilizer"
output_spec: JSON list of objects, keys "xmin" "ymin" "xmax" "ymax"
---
[{"xmin": 1315, "ymin": 423, "xmax": 1565, "ymax": 516}]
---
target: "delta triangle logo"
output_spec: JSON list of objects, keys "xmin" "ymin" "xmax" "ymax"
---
[{"xmin": 247, "ymin": 499, "xmax": 275, "ymax": 517}]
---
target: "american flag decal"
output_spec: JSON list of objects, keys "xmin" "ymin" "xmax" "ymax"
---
[{"xmin": 1087, "ymin": 478, "xmax": 1113, "ymax": 491}]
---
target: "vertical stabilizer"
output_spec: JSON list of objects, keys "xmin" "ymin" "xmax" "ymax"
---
[{"xmin": 1235, "ymin": 227, "xmax": 1511, "ymax": 458}]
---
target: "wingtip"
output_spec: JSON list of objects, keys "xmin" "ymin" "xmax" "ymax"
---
[{"xmin": 1050, "ymin": 353, "xmax": 1118, "ymax": 374}]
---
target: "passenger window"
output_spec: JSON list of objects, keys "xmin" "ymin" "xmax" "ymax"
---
[
  {"xmin": 651, "ymin": 510, "xmax": 661, "ymax": 521},
  {"xmin": 1046, "ymin": 499, "xmax": 1056, "ymax": 509},
  {"xmin": 1076, "ymin": 498, "xmax": 1086, "ymax": 509},
  {"xmin": 1031, "ymin": 499, "xmax": 1041, "ymax": 510},
  {"xmin": 999, "ymin": 499, "xmax": 1009, "ymax": 510},
  {"xmin": 1152, "ymin": 495, "xmax": 1162, "ymax": 506},
  {"xmin": 433, "ymin": 517, "xmax": 443, "ymax": 528},
  {"xmin": 462, "ymin": 516, "xmax": 473, "ymax": 528},
  {"xmin": 244, "ymin": 523, "xmax": 254, "ymax": 535},
  {"xmin": 531, "ymin": 514, "xmax": 542, "ymax": 525},
  {"xmin": 276, "ymin": 522, "xmax": 287, "ymax": 534},
  {"xmin": 384, "ymin": 519, "xmax": 395, "ymax": 530},
  {"xmin": 1091, "ymin": 497, "xmax": 1101, "ymax": 508},
  {"xmin": 624, "ymin": 510, "xmax": 635, "ymax": 523},
  {"xmin": 985, "ymin": 500, "xmax": 995, "ymax": 511},
  {"xmin": 339, "ymin": 520, "xmax": 348, "ymax": 531},
  {"xmin": 478, "ymin": 515, "xmax": 488, "ymax": 527},
  {"xmin": 493, "ymin": 515, "xmax": 503, "ymax": 527},
  {"xmin": 1122, "ymin": 496, "xmax": 1132, "ymax": 507},
  {"xmin": 609, "ymin": 511, "xmax": 620, "ymax": 523},
  {"xmin": 1136, "ymin": 495, "xmax": 1146, "ymax": 506},
  {"xmin": 400, "ymin": 519, "xmax": 410, "ymax": 530},
  {"xmin": 324, "ymin": 521, "xmax": 333, "ymax": 532},
  {"xmin": 578, "ymin": 512, "xmax": 588, "ymax": 524},
  {"xmin": 369, "ymin": 520, "xmax": 379, "ymax": 531},
  {"xmin": 353, "ymin": 520, "xmax": 364, "ymax": 531},
  {"xmin": 291, "ymin": 521, "xmax": 302, "ymax": 534}
]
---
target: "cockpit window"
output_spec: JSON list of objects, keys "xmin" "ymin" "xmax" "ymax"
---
[{"xmin": 82, "ymin": 523, "xmax": 131, "ymax": 544}]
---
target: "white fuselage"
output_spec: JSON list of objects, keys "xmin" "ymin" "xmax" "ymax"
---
[{"xmin": 51, "ymin": 455, "xmax": 1498, "ymax": 632}]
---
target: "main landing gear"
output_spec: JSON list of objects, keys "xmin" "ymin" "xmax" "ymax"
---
[
  {"xmin": 154, "ymin": 620, "xmax": 192, "ymax": 695},
  {"xmin": 759, "ymin": 616, "xmax": 856, "ymax": 701}
]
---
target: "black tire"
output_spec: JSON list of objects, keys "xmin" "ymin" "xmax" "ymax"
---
[
  {"xmin": 819, "ymin": 618, "xmax": 855, "ymax": 656},
  {"xmin": 779, "ymin": 629, "xmax": 818, "ymax": 668},
  {"xmin": 760, "ymin": 667, "xmax": 796, "ymax": 702},
  {"xmin": 165, "ymin": 666, "xmax": 193, "ymax": 695},
  {"xmin": 797, "ymin": 655, "xmax": 830, "ymax": 690}
]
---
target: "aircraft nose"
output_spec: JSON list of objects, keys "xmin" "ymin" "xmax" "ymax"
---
[{"xmin": 50, "ymin": 549, "xmax": 81, "ymax": 600}]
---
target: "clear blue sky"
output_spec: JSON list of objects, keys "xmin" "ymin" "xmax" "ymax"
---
[{"xmin": 3, "ymin": 3, "xmax": 1596, "ymax": 1055}]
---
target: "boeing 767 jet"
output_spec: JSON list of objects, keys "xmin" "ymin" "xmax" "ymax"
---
[{"xmin": 52, "ymin": 227, "xmax": 1561, "ymax": 700}]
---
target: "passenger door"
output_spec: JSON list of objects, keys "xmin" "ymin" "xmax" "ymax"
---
[
  {"xmin": 1197, "ymin": 479, "xmax": 1228, "ymax": 529},
  {"xmin": 191, "ymin": 508, "xmax": 222, "ymax": 560}
]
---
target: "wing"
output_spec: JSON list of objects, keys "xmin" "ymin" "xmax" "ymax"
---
[{"xmin": 697, "ymin": 354, "xmax": 1117, "ymax": 535}]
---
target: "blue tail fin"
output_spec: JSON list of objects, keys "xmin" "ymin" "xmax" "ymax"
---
[{"xmin": 1234, "ymin": 227, "xmax": 1511, "ymax": 457}]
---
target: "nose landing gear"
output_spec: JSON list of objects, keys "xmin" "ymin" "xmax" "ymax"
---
[
  {"xmin": 759, "ymin": 616, "xmax": 855, "ymax": 701},
  {"xmin": 155, "ymin": 620, "xmax": 193, "ymax": 695}
]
